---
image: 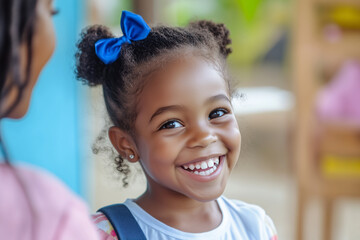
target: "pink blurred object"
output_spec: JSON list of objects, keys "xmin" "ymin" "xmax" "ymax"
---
[
  {"xmin": 316, "ymin": 60, "xmax": 360, "ymax": 126},
  {"xmin": 0, "ymin": 163, "xmax": 99, "ymax": 240}
]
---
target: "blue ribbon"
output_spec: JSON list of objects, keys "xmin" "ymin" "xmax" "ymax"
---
[{"xmin": 95, "ymin": 11, "xmax": 151, "ymax": 64}]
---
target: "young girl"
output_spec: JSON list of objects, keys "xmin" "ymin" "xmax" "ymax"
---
[{"xmin": 76, "ymin": 10, "xmax": 277, "ymax": 240}]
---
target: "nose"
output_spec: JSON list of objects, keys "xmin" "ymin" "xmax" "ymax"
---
[{"xmin": 187, "ymin": 123, "xmax": 217, "ymax": 148}]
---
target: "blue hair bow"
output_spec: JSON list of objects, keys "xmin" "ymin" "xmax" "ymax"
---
[{"xmin": 95, "ymin": 11, "xmax": 151, "ymax": 64}]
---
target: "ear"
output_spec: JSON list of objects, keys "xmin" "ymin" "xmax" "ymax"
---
[{"xmin": 108, "ymin": 126, "xmax": 139, "ymax": 163}]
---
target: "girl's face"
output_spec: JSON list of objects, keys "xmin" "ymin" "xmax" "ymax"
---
[
  {"xmin": 134, "ymin": 56, "xmax": 241, "ymax": 202},
  {"xmin": 2, "ymin": 0, "xmax": 56, "ymax": 118}
]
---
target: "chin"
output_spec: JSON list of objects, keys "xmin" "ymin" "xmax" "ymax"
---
[
  {"xmin": 5, "ymin": 93, "xmax": 31, "ymax": 119},
  {"xmin": 188, "ymin": 187, "xmax": 225, "ymax": 202},
  {"xmin": 6, "ymin": 105, "xmax": 29, "ymax": 119}
]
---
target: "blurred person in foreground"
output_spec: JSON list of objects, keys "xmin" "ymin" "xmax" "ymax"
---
[{"xmin": 0, "ymin": 0, "xmax": 98, "ymax": 239}]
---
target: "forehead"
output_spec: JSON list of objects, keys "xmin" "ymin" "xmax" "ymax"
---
[{"xmin": 136, "ymin": 56, "xmax": 228, "ymax": 113}]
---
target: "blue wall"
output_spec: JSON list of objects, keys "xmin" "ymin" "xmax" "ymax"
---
[{"xmin": 2, "ymin": 0, "xmax": 87, "ymax": 196}]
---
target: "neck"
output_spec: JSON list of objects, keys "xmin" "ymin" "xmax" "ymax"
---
[{"xmin": 134, "ymin": 178, "xmax": 222, "ymax": 233}]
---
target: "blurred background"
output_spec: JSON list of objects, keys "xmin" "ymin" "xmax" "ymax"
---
[{"xmin": 4, "ymin": 0, "xmax": 360, "ymax": 239}]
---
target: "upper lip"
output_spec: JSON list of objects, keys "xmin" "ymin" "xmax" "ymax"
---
[{"xmin": 178, "ymin": 153, "xmax": 225, "ymax": 166}]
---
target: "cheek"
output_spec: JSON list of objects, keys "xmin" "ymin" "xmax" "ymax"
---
[
  {"xmin": 222, "ymin": 118, "xmax": 241, "ymax": 165},
  {"xmin": 228, "ymin": 127, "xmax": 241, "ymax": 155},
  {"xmin": 136, "ymin": 135, "xmax": 181, "ymax": 177},
  {"xmin": 140, "ymin": 134, "xmax": 182, "ymax": 160},
  {"xmin": 31, "ymin": 14, "xmax": 56, "ymax": 82},
  {"xmin": 220, "ymin": 117, "xmax": 241, "ymax": 144},
  {"xmin": 136, "ymin": 135, "xmax": 161, "ymax": 160},
  {"xmin": 232, "ymin": 124, "xmax": 241, "ymax": 150}
]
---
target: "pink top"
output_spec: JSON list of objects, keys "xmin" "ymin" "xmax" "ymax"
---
[{"xmin": 0, "ymin": 163, "xmax": 99, "ymax": 240}]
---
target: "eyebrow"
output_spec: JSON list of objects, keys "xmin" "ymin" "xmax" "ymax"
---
[
  {"xmin": 149, "ymin": 105, "xmax": 184, "ymax": 123},
  {"xmin": 149, "ymin": 94, "xmax": 231, "ymax": 123},
  {"xmin": 205, "ymin": 94, "xmax": 231, "ymax": 105}
]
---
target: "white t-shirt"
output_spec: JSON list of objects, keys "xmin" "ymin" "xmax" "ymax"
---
[{"xmin": 94, "ymin": 195, "xmax": 277, "ymax": 240}]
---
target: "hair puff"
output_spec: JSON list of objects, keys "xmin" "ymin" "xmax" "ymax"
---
[
  {"xmin": 188, "ymin": 20, "xmax": 232, "ymax": 58},
  {"xmin": 75, "ymin": 25, "xmax": 115, "ymax": 86}
]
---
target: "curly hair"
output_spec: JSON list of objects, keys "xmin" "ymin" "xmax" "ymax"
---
[{"xmin": 75, "ymin": 19, "xmax": 232, "ymax": 186}]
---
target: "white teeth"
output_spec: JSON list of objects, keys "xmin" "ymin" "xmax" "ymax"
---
[
  {"xmin": 207, "ymin": 159, "xmax": 214, "ymax": 167},
  {"xmin": 182, "ymin": 156, "xmax": 222, "ymax": 174},
  {"xmin": 201, "ymin": 162, "xmax": 208, "ymax": 169},
  {"xmin": 187, "ymin": 164, "xmax": 218, "ymax": 176}
]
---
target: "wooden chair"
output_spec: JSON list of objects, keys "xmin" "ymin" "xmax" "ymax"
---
[{"xmin": 296, "ymin": 122, "xmax": 360, "ymax": 240}]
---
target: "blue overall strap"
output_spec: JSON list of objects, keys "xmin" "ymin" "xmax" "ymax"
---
[{"xmin": 98, "ymin": 204, "xmax": 146, "ymax": 240}]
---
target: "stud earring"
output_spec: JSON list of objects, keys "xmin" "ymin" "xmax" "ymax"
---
[{"xmin": 129, "ymin": 154, "xmax": 135, "ymax": 159}]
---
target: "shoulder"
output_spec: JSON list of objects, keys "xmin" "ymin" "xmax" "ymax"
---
[
  {"xmin": 1, "ymin": 163, "xmax": 73, "ymax": 198},
  {"xmin": 220, "ymin": 196, "xmax": 278, "ymax": 240},
  {"xmin": 3, "ymin": 163, "xmax": 83, "ymax": 211},
  {"xmin": 0, "ymin": 163, "xmax": 98, "ymax": 240},
  {"xmin": 92, "ymin": 212, "xmax": 118, "ymax": 240}
]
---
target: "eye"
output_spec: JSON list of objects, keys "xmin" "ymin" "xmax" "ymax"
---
[
  {"xmin": 209, "ymin": 108, "xmax": 228, "ymax": 120},
  {"xmin": 159, "ymin": 120, "xmax": 183, "ymax": 130},
  {"xmin": 51, "ymin": 9, "xmax": 59, "ymax": 16}
]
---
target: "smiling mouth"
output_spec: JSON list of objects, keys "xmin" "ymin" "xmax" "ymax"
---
[{"xmin": 181, "ymin": 156, "xmax": 223, "ymax": 176}]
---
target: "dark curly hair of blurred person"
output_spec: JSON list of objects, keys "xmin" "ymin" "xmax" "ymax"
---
[
  {"xmin": 75, "ymin": 19, "xmax": 233, "ymax": 187},
  {"xmin": 0, "ymin": 0, "xmax": 37, "ymax": 120}
]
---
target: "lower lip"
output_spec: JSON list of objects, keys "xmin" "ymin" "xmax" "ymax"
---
[{"xmin": 179, "ymin": 156, "xmax": 225, "ymax": 182}]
